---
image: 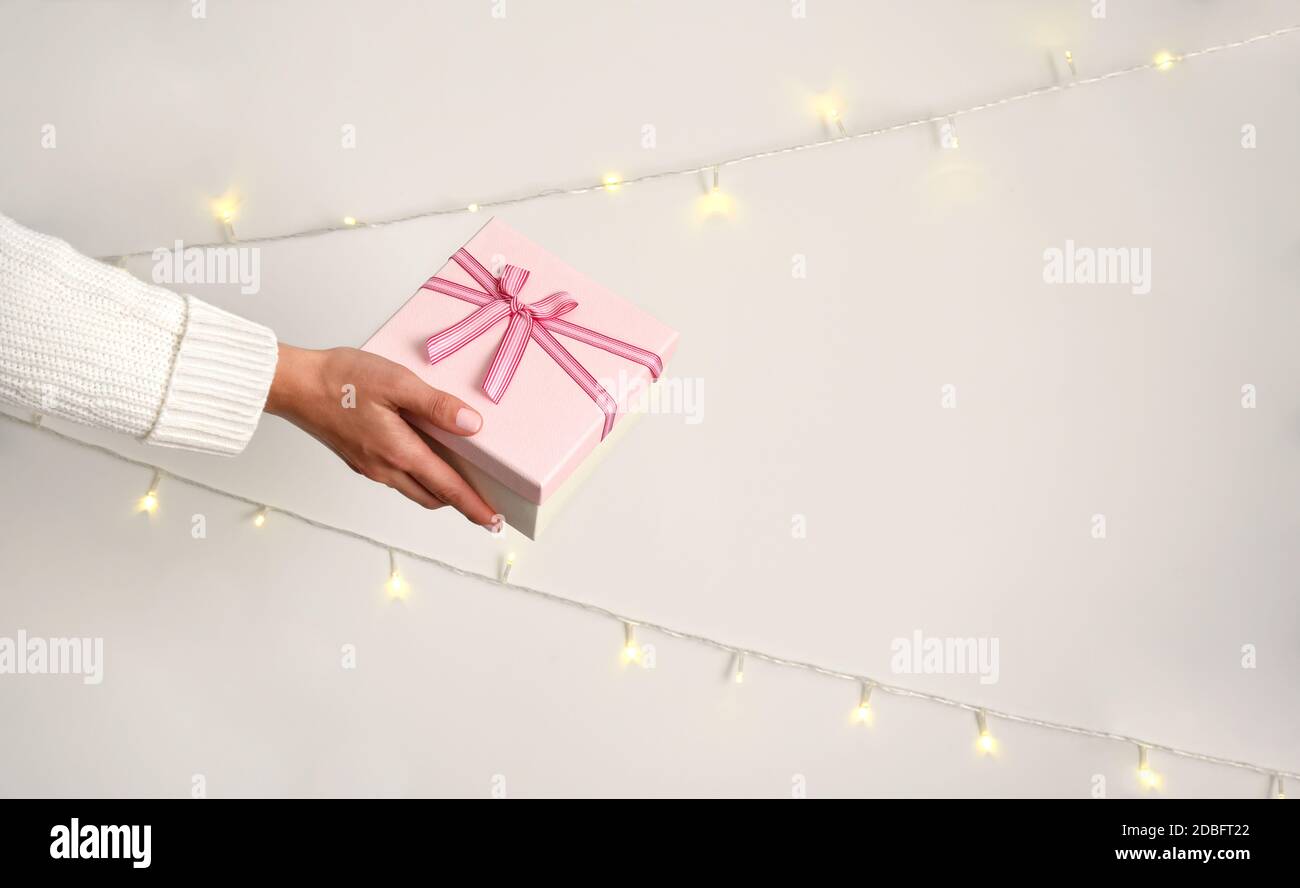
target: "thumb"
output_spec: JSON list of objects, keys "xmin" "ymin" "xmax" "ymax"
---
[{"xmin": 394, "ymin": 372, "xmax": 483, "ymax": 436}]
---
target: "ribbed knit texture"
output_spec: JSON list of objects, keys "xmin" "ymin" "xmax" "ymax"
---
[{"xmin": 0, "ymin": 213, "xmax": 278, "ymax": 456}]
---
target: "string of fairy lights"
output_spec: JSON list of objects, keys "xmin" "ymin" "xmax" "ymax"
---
[
  {"xmin": 7, "ymin": 410, "xmax": 1297, "ymax": 796},
  {"xmin": 97, "ymin": 27, "xmax": 1300, "ymax": 263},
  {"xmin": 31, "ymin": 25, "xmax": 1298, "ymax": 795}
]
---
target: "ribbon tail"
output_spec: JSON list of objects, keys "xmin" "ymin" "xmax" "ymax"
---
[
  {"xmin": 421, "ymin": 248, "xmax": 506, "ymax": 306},
  {"xmin": 421, "ymin": 275, "xmax": 495, "ymax": 307},
  {"xmin": 528, "ymin": 325, "xmax": 620, "ymax": 440},
  {"xmin": 481, "ymin": 311, "xmax": 534, "ymax": 404},
  {"xmin": 539, "ymin": 317, "xmax": 664, "ymax": 379},
  {"xmin": 426, "ymin": 302, "xmax": 511, "ymax": 364},
  {"xmin": 450, "ymin": 248, "xmax": 503, "ymax": 295}
]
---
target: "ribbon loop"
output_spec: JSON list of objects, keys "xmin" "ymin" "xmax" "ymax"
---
[
  {"xmin": 496, "ymin": 264, "xmax": 529, "ymax": 295},
  {"xmin": 420, "ymin": 248, "xmax": 662, "ymax": 439}
]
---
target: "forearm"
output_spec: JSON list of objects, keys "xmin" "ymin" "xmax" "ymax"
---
[
  {"xmin": 0, "ymin": 213, "xmax": 278, "ymax": 455},
  {"xmin": 263, "ymin": 343, "xmax": 320, "ymax": 419}
]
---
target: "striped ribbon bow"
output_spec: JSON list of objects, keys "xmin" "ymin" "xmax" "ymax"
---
[{"xmin": 422, "ymin": 248, "xmax": 663, "ymax": 439}]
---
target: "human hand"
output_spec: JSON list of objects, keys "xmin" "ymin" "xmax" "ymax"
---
[{"xmin": 264, "ymin": 344, "xmax": 499, "ymax": 528}]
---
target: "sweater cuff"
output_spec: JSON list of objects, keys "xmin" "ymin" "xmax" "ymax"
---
[{"xmin": 144, "ymin": 296, "xmax": 278, "ymax": 456}]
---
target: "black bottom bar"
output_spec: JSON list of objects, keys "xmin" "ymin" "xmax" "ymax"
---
[{"xmin": 0, "ymin": 800, "xmax": 1293, "ymax": 873}]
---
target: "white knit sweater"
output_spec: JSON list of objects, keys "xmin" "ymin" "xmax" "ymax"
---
[{"xmin": 0, "ymin": 213, "xmax": 278, "ymax": 455}]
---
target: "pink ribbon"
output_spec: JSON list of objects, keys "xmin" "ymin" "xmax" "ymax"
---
[{"xmin": 422, "ymin": 248, "xmax": 663, "ymax": 439}]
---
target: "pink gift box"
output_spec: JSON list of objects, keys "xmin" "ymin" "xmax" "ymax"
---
[{"xmin": 361, "ymin": 218, "xmax": 678, "ymax": 538}]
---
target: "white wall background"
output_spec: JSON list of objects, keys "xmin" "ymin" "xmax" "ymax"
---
[{"xmin": 1, "ymin": 0, "xmax": 1297, "ymax": 798}]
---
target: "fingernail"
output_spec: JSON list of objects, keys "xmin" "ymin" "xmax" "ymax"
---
[
  {"xmin": 484, "ymin": 514, "xmax": 505, "ymax": 535},
  {"xmin": 455, "ymin": 407, "xmax": 482, "ymax": 433}
]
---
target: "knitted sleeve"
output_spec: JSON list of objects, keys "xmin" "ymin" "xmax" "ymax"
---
[{"xmin": 0, "ymin": 213, "xmax": 278, "ymax": 456}]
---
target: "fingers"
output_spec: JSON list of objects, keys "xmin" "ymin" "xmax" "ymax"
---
[
  {"xmin": 392, "ymin": 370, "xmax": 483, "ymax": 437},
  {"xmin": 384, "ymin": 470, "xmax": 446, "ymax": 511},
  {"xmin": 401, "ymin": 447, "xmax": 498, "ymax": 526}
]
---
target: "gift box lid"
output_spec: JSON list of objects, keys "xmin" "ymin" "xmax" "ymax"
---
[{"xmin": 361, "ymin": 217, "xmax": 678, "ymax": 505}]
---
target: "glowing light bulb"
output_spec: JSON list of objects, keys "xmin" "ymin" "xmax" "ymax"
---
[
  {"xmin": 733, "ymin": 652, "xmax": 745, "ymax": 684},
  {"xmin": 467, "ymin": 203, "xmax": 480, "ymax": 213},
  {"xmin": 1064, "ymin": 50, "xmax": 1077, "ymax": 77},
  {"xmin": 212, "ymin": 194, "xmax": 239, "ymax": 242},
  {"xmin": 815, "ymin": 95, "xmax": 849, "ymax": 137},
  {"xmin": 501, "ymin": 551, "xmax": 516, "ymax": 583},
  {"xmin": 1153, "ymin": 51, "xmax": 1177, "ymax": 72},
  {"xmin": 342, "ymin": 216, "xmax": 358, "ymax": 226},
  {"xmin": 697, "ymin": 166, "xmax": 734, "ymax": 219},
  {"xmin": 386, "ymin": 571, "xmax": 405, "ymax": 600},
  {"xmin": 1137, "ymin": 746, "xmax": 1161, "ymax": 789},
  {"xmin": 700, "ymin": 190, "xmax": 731, "ymax": 216},
  {"xmin": 385, "ymin": 549, "xmax": 407, "ymax": 600},
  {"xmin": 138, "ymin": 470, "xmax": 162, "ymax": 514},
  {"xmin": 622, "ymin": 622, "xmax": 640, "ymax": 663},
  {"xmin": 602, "ymin": 173, "xmax": 622, "ymax": 192},
  {"xmin": 855, "ymin": 683, "xmax": 874, "ymax": 723},
  {"xmin": 975, "ymin": 710, "xmax": 995, "ymax": 754},
  {"xmin": 253, "ymin": 507, "xmax": 268, "ymax": 528}
]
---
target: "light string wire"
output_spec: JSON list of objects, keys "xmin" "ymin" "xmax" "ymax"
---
[
  {"xmin": 4, "ymin": 409, "xmax": 1296, "ymax": 784},
  {"xmin": 99, "ymin": 25, "xmax": 1300, "ymax": 262}
]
